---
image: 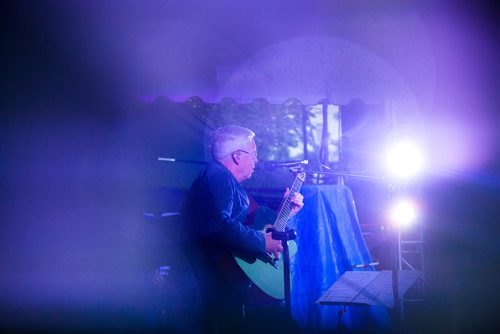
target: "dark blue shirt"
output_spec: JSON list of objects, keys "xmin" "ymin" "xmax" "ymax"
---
[{"xmin": 183, "ymin": 161, "xmax": 265, "ymax": 256}]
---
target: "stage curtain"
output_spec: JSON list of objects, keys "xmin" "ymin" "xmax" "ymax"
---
[{"xmin": 290, "ymin": 184, "xmax": 388, "ymax": 331}]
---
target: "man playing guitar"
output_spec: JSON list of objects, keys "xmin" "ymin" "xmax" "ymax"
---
[{"xmin": 182, "ymin": 125, "xmax": 303, "ymax": 333}]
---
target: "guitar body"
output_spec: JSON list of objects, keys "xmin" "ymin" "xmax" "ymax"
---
[
  {"xmin": 234, "ymin": 206, "xmax": 297, "ymax": 300},
  {"xmin": 234, "ymin": 171, "xmax": 305, "ymax": 300}
]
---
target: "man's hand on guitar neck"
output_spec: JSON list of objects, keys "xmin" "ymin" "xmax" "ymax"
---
[
  {"xmin": 284, "ymin": 187, "xmax": 304, "ymax": 217},
  {"xmin": 263, "ymin": 230, "xmax": 283, "ymax": 260}
]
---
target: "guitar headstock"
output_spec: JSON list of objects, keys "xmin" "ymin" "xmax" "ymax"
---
[
  {"xmin": 290, "ymin": 166, "xmax": 307, "ymax": 179},
  {"xmin": 297, "ymin": 171, "xmax": 306, "ymax": 182},
  {"xmin": 288, "ymin": 170, "xmax": 306, "ymax": 193}
]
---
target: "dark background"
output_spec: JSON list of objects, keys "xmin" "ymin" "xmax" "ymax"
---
[{"xmin": 1, "ymin": 0, "xmax": 499, "ymax": 332}]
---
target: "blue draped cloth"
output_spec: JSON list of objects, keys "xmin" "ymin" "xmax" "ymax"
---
[{"xmin": 289, "ymin": 184, "xmax": 388, "ymax": 331}]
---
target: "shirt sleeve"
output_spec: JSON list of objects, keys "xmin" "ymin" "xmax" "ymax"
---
[{"xmin": 204, "ymin": 168, "xmax": 266, "ymax": 254}]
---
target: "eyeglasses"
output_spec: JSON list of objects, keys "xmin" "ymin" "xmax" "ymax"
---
[{"xmin": 236, "ymin": 149, "xmax": 258, "ymax": 162}]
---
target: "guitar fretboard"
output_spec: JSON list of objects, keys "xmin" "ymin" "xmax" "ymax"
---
[{"xmin": 274, "ymin": 172, "xmax": 306, "ymax": 231}]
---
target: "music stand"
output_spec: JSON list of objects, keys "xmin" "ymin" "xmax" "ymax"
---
[
  {"xmin": 318, "ymin": 270, "xmax": 422, "ymax": 307},
  {"xmin": 318, "ymin": 270, "xmax": 422, "ymax": 329}
]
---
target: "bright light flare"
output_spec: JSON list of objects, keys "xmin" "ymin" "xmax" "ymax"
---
[
  {"xmin": 389, "ymin": 199, "xmax": 418, "ymax": 228},
  {"xmin": 385, "ymin": 141, "xmax": 425, "ymax": 180}
]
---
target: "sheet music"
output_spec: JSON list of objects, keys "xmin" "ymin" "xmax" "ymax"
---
[
  {"xmin": 318, "ymin": 270, "xmax": 422, "ymax": 308},
  {"xmin": 353, "ymin": 271, "xmax": 394, "ymax": 307},
  {"xmin": 317, "ymin": 271, "xmax": 378, "ymax": 305}
]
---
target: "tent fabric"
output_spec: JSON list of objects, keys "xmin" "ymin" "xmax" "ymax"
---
[{"xmin": 290, "ymin": 184, "xmax": 388, "ymax": 331}]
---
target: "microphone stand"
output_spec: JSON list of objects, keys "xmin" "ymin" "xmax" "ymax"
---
[
  {"xmin": 272, "ymin": 166, "xmax": 306, "ymax": 324},
  {"xmin": 272, "ymin": 228, "xmax": 297, "ymax": 322}
]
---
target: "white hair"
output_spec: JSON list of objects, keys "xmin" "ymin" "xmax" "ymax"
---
[{"xmin": 210, "ymin": 125, "xmax": 255, "ymax": 161}]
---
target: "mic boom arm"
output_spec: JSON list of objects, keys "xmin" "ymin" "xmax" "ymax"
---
[{"xmin": 259, "ymin": 160, "xmax": 309, "ymax": 170}]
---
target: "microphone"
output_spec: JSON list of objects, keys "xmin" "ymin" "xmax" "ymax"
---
[
  {"xmin": 258, "ymin": 160, "xmax": 309, "ymax": 170},
  {"xmin": 157, "ymin": 157, "xmax": 207, "ymax": 164}
]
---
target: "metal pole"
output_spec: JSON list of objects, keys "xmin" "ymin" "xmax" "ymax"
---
[{"xmin": 282, "ymin": 239, "xmax": 291, "ymax": 320}]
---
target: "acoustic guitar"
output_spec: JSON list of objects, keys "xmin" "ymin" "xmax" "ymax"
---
[{"xmin": 234, "ymin": 171, "xmax": 306, "ymax": 299}]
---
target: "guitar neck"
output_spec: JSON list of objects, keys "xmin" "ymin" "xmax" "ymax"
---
[{"xmin": 274, "ymin": 172, "xmax": 306, "ymax": 231}]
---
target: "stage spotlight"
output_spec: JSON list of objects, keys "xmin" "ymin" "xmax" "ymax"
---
[
  {"xmin": 389, "ymin": 199, "xmax": 418, "ymax": 228},
  {"xmin": 385, "ymin": 141, "xmax": 425, "ymax": 180}
]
